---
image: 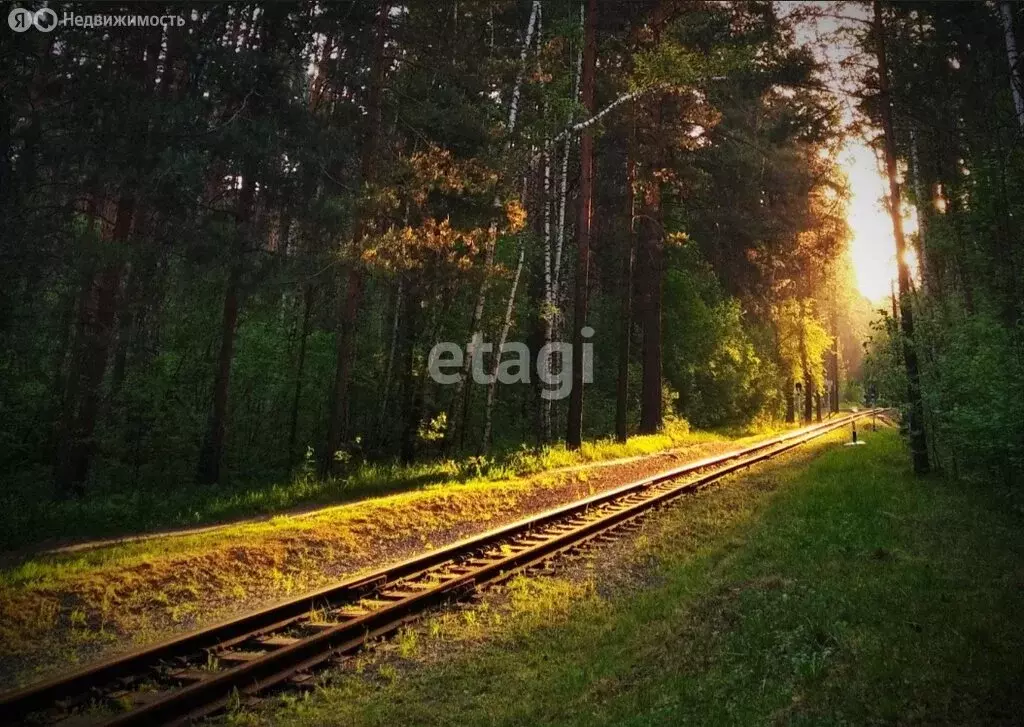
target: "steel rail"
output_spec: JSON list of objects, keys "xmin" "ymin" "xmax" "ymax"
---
[{"xmin": 0, "ymin": 410, "xmax": 878, "ymax": 726}]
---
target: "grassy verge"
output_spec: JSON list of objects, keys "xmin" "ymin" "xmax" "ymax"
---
[
  {"xmin": 2, "ymin": 422, "xmax": 782, "ymax": 686},
  {"xmin": 230, "ymin": 427, "xmax": 1024, "ymax": 726},
  {"xmin": 2, "ymin": 420, "xmax": 747, "ymax": 554}
]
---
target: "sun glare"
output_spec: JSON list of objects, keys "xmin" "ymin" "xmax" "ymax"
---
[{"xmin": 842, "ymin": 140, "xmax": 919, "ymax": 304}]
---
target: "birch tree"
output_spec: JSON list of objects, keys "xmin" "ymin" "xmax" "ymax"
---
[
  {"xmin": 1000, "ymin": 1, "xmax": 1024, "ymax": 129},
  {"xmin": 449, "ymin": 0, "xmax": 542, "ymax": 449}
]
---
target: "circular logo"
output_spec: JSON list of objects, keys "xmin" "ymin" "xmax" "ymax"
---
[
  {"xmin": 33, "ymin": 7, "xmax": 57, "ymax": 32},
  {"xmin": 8, "ymin": 7, "xmax": 33, "ymax": 32}
]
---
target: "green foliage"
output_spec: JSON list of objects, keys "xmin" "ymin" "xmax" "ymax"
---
[
  {"xmin": 662, "ymin": 245, "xmax": 774, "ymax": 427},
  {"xmin": 631, "ymin": 42, "xmax": 745, "ymax": 93},
  {"xmin": 854, "ymin": 2, "xmax": 1024, "ymax": 484},
  {"xmin": 774, "ymin": 298, "xmax": 833, "ymax": 391},
  {"xmin": 862, "ymin": 312, "xmax": 906, "ymax": 406},
  {"xmin": 0, "ymin": 0, "xmax": 858, "ymax": 533}
]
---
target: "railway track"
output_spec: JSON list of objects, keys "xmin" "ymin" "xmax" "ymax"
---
[{"xmin": 1, "ymin": 410, "xmax": 879, "ymax": 726}]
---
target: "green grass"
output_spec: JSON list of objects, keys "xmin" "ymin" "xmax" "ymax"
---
[
  {"xmin": 1, "ymin": 420, "xmax": 741, "ymax": 554},
  {"xmin": 230, "ymin": 428, "xmax": 1024, "ymax": 726}
]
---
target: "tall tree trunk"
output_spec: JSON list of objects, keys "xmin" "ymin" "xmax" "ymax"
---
[
  {"xmin": 799, "ymin": 300, "xmax": 812, "ymax": 424},
  {"xmin": 287, "ymin": 285, "xmax": 314, "ymax": 467},
  {"xmin": 196, "ymin": 262, "xmax": 242, "ymax": 484},
  {"xmin": 54, "ymin": 196, "xmax": 135, "ymax": 495},
  {"xmin": 449, "ymin": 1, "xmax": 541, "ymax": 450},
  {"xmin": 399, "ymin": 282, "xmax": 421, "ymax": 465},
  {"xmin": 195, "ymin": 6, "xmax": 288, "ymax": 485},
  {"xmin": 376, "ymin": 278, "xmax": 403, "ymax": 446},
  {"xmin": 873, "ymin": 0, "xmax": 930, "ymax": 474},
  {"xmin": 1000, "ymin": 1, "xmax": 1024, "ymax": 129},
  {"xmin": 638, "ymin": 97, "xmax": 663, "ymax": 435},
  {"xmin": 553, "ymin": 17, "xmax": 582, "ymax": 328},
  {"xmin": 785, "ymin": 382, "xmax": 795, "ymax": 424},
  {"xmin": 541, "ymin": 145, "xmax": 553, "ymax": 441},
  {"xmin": 547, "ymin": 3, "xmax": 582, "ymax": 442},
  {"xmin": 325, "ymin": 267, "xmax": 362, "ymax": 467},
  {"xmin": 51, "ymin": 26, "xmax": 160, "ymax": 493},
  {"xmin": 553, "ymin": 17, "xmax": 579, "ymax": 328},
  {"xmin": 483, "ymin": 243, "xmax": 526, "ymax": 450},
  {"xmin": 528, "ymin": 155, "xmax": 550, "ymax": 443},
  {"xmin": 616, "ymin": 112, "xmax": 637, "ymax": 443},
  {"xmin": 324, "ymin": 0, "xmax": 390, "ymax": 474},
  {"xmin": 566, "ymin": 0, "xmax": 596, "ymax": 449},
  {"xmin": 829, "ymin": 294, "xmax": 840, "ymax": 413},
  {"xmin": 908, "ymin": 128, "xmax": 934, "ymax": 296},
  {"xmin": 196, "ymin": 167, "xmax": 255, "ymax": 484},
  {"xmin": 109, "ymin": 260, "xmax": 139, "ymax": 397}
]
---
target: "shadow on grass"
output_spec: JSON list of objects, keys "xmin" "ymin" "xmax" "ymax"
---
[{"xmin": 246, "ymin": 429, "xmax": 1024, "ymax": 727}]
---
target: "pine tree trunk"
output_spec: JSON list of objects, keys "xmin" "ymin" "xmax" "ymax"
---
[
  {"xmin": 196, "ymin": 161, "xmax": 255, "ymax": 485},
  {"xmin": 829, "ymin": 308, "xmax": 840, "ymax": 413},
  {"xmin": 616, "ymin": 114, "xmax": 636, "ymax": 444},
  {"xmin": 376, "ymin": 279, "xmax": 403, "ymax": 446},
  {"xmin": 399, "ymin": 283, "xmax": 421, "ymax": 465},
  {"xmin": 873, "ymin": 0, "xmax": 930, "ymax": 474},
  {"xmin": 799, "ymin": 300, "xmax": 812, "ymax": 424},
  {"xmin": 324, "ymin": 0, "xmax": 390, "ymax": 474},
  {"xmin": 325, "ymin": 267, "xmax": 362, "ymax": 467},
  {"xmin": 54, "ymin": 196, "xmax": 135, "ymax": 495},
  {"xmin": 287, "ymin": 284, "xmax": 314, "ymax": 467},
  {"xmin": 638, "ymin": 97, "xmax": 663, "ymax": 435},
  {"xmin": 195, "ymin": 7, "xmax": 290, "ymax": 485},
  {"xmin": 109, "ymin": 262, "xmax": 137, "ymax": 397},
  {"xmin": 566, "ymin": 0, "xmax": 596, "ymax": 449}
]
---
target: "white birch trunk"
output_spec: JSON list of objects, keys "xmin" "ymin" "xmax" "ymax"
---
[
  {"xmin": 451, "ymin": 1, "xmax": 541, "ymax": 442},
  {"xmin": 553, "ymin": 5, "xmax": 583, "ymax": 314},
  {"xmin": 544, "ymin": 151, "xmax": 552, "ymax": 319},
  {"xmin": 482, "ymin": 241, "xmax": 527, "ymax": 449},
  {"xmin": 542, "ymin": 145, "xmax": 553, "ymax": 439},
  {"xmin": 1001, "ymin": 1, "xmax": 1024, "ymax": 129},
  {"xmin": 507, "ymin": 1, "xmax": 542, "ymax": 136},
  {"xmin": 554, "ymin": 139, "xmax": 570, "ymax": 311},
  {"xmin": 546, "ymin": 6, "xmax": 583, "ymax": 435},
  {"xmin": 377, "ymin": 277, "xmax": 403, "ymax": 436}
]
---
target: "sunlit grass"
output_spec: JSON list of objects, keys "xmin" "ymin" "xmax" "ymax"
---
[
  {"xmin": 227, "ymin": 428, "xmax": 1024, "ymax": 726},
  {"xmin": 0, "ymin": 421, "xmax": 729, "ymax": 588},
  {"xmin": 0, "ymin": 419, "xmax": 795, "ymax": 685},
  {"xmin": 0, "ymin": 419, "xmax": 759, "ymax": 555}
]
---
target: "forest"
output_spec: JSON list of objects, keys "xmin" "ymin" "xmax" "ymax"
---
[{"xmin": 1, "ymin": 0, "xmax": 1021, "ymax": 514}]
